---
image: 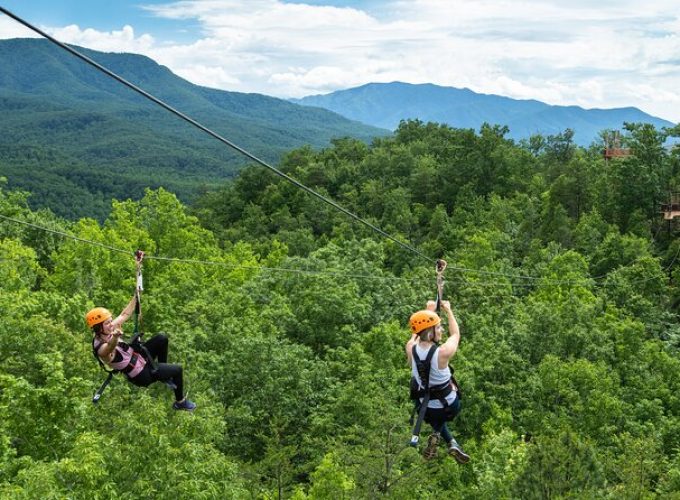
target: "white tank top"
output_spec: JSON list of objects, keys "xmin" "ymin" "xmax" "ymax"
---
[{"xmin": 411, "ymin": 344, "xmax": 457, "ymax": 408}]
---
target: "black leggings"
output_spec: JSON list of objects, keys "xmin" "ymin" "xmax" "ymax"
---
[{"xmin": 127, "ymin": 334, "xmax": 184, "ymax": 401}]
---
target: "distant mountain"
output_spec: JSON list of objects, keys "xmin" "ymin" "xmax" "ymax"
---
[
  {"xmin": 0, "ymin": 39, "xmax": 388, "ymax": 219},
  {"xmin": 292, "ymin": 82, "xmax": 675, "ymax": 146}
]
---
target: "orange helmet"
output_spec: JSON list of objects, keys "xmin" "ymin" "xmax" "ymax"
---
[
  {"xmin": 409, "ymin": 310, "xmax": 440, "ymax": 334},
  {"xmin": 85, "ymin": 307, "xmax": 112, "ymax": 328}
]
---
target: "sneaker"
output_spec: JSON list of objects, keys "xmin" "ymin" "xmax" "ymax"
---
[
  {"xmin": 423, "ymin": 433, "xmax": 440, "ymax": 460},
  {"xmin": 172, "ymin": 399, "xmax": 196, "ymax": 411},
  {"xmin": 448, "ymin": 442, "xmax": 470, "ymax": 464}
]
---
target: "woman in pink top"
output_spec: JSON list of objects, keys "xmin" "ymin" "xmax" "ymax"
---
[{"xmin": 87, "ymin": 295, "xmax": 196, "ymax": 411}]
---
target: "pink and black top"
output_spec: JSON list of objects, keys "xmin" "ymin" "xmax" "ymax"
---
[{"xmin": 93, "ymin": 333, "xmax": 146, "ymax": 378}]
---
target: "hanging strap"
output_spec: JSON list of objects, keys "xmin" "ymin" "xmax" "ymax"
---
[
  {"xmin": 409, "ymin": 344, "xmax": 438, "ymax": 446},
  {"xmin": 434, "ymin": 259, "xmax": 446, "ymax": 313},
  {"xmin": 91, "ymin": 336, "xmax": 117, "ymax": 404},
  {"xmin": 92, "ymin": 372, "xmax": 114, "ymax": 404},
  {"xmin": 133, "ymin": 249, "xmax": 144, "ymax": 336},
  {"xmin": 130, "ymin": 250, "xmax": 159, "ymax": 374}
]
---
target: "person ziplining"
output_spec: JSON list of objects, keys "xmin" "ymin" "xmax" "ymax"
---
[
  {"xmin": 86, "ymin": 251, "xmax": 196, "ymax": 411},
  {"xmin": 406, "ymin": 259, "xmax": 469, "ymax": 463}
]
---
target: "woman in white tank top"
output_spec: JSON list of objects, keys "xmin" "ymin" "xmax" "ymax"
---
[{"xmin": 406, "ymin": 300, "xmax": 469, "ymax": 463}]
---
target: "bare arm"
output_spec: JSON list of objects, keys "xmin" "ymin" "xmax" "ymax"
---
[
  {"xmin": 405, "ymin": 333, "xmax": 418, "ymax": 366},
  {"xmin": 111, "ymin": 294, "xmax": 137, "ymax": 330},
  {"xmin": 97, "ymin": 329, "xmax": 123, "ymax": 362},
  {"xmin": 111, "ymin": 254, "xmax": 144, "ymax": 330},
  {"xmin": 437, "ymin": 301, "xmax": 460, "ymax": 367}
]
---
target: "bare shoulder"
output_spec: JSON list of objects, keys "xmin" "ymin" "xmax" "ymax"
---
[{"xmin": 438, "ymin": 342, "xmax": 457, "ymax": 362}]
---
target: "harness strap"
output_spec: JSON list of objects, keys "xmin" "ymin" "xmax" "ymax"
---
[
  {"xmin": 409, "ymin": 344, "xmax": 439, "ymax": 446},
  {"xmin": 92, "ymin": 371, "xmax": 113, "ymax": 404},
  {"xmin": 410, "ymin": 391, "xmax": 430, "ymax": 446},
  {"xmin": 130, "ymin": 334, "xmax": 157, "ymax": 374},
  {"xmin": 92, "ymin": 337, "xmax": 114, "ymax": 373},
  {"xmin": 435, "ymin": 259, "xmax": 446, "ymax": 313},
  {"xmin": 91, "ymin": 337, "xmax": 146, "ymax": 404},
  {"xmin": 414, "ymin": 344, "xmax": 438, "ymax": 387},
  {"xmin": 121, "ymin": 353, "xmax": 141, "ymax": 374},
  {"xmin": 91, "ymin": 337, "xmax": 116, "ymax": 404}
]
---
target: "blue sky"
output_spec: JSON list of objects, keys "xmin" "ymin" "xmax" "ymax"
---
[{"xmin": 1, "ymin": 0, "xmax": 680, "ymax": 122}]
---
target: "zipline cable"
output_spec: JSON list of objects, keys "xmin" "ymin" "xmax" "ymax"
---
[
  {"xmin": 0, "ymin": 213, "xmax": 432, "ymax": 283},
  {"xmin": 0, "ymin": 209, "xmax": 596, "ymax": 284},
  {"xmin": 0, "ymin": 5, "xmax": 434, "ymax": 264},
  {"xmin": 0, "ymin": 213, "xmax": 130, "ymax": 256},
  {"xmin": 2, "ymin": 212, "xmax": 676, "ymax": 289},
  {"xmin": 0, "ymin": 213, "xmax": 591, "ymax": 286},
  {"xmin": 0, "ymin": 209, "xmax": 626, "ymax": 285}
]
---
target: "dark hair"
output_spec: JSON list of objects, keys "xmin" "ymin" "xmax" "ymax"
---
[{"xmin": 92, "ymin": 322, "xmax": 105, "ymax": 335}]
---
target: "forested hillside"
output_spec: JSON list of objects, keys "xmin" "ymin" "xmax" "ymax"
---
[
  {"xmin": 2, "ymin": 120, "xmax": 680, "ymax": 498},
  {"xmin": 0, "ymin": 38, "xmax": 387, "ymax": 220}
]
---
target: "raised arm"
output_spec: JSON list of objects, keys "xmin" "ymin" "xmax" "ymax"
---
[
  {"xmin": 111, "ymin": 252, "xmax": 144, "ymax": 329},
  {"xmin": 111, "ymin": 294, "xmax": 137, "ymax": 329},
  {"xmin": 437, "ymin": 300, "xmax": 460, "ymax": 366}
]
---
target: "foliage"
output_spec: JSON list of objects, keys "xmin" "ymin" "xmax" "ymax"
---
[{"xmin": 2, "ymin": 119, "xmax": 680, "ymax": 497}]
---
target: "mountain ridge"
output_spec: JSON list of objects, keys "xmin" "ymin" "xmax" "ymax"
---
[
  {"xmin": 0, "ymin": 38, "xmax": 388, "ymax": 219},
  {"xmin": 292, "ymin": 81, "xmax": 675, "ymax": 145}
]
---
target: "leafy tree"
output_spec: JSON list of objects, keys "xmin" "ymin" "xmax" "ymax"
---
[{"xmin": 513, "ymin": 430, "xmax": 605, "ymax": 498}]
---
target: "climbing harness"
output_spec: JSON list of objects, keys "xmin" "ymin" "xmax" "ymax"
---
[
  {"xmin": 91, "ymin": 336, "xmax": 146, "ymax": 403},
  {"xmin": 409, "ymin": 344, "xmax": 454, "ymax": 446}
]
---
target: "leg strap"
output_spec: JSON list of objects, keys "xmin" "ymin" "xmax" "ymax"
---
[
  {"xmin": 92, "ymin": 372, "xmax": 114, "ymax": 404},
  {"xmin": 410, "ymin": 393, "xmax": 431, "ymax": 446}
]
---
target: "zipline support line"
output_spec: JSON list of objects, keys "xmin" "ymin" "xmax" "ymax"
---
[
  {"xmin": 0, "ymin": 5, "xmax": 433, "ymax": 264},
  {"xmin": 4, "ymin": 212, "xmax": 657, "ymax": 287},
  {"xmin": 0, "ymin": 213, "xmax": 434, "ymax": 283},
  {"xmin": 0, "ymin": 213, "xmax": 132, "ymax": 256}
]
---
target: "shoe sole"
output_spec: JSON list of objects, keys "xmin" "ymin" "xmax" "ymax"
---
[
  {"xmin": 449, "ymin": 448, "xmax": 470, "ymax": 464},
  {"xmin": 422, "ymin": 435, "xmax": 440, "ymax": 460},
  {"xmin": 173, "ymin": 404, "xmax": 196, "ymax": 411}
]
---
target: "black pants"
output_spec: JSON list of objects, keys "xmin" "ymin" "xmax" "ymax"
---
[
  {"xmin": 423, "ymin": 397, "xmax": 462, "ymax": 444},
  {"xmin": 127, "ymin": 334, "xmax": 184, "ymax": 401}
]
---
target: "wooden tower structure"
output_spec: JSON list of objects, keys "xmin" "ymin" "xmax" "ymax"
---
[
  {"xmin": 661, "ymin": 192, "xmax": 680, "ymax": 220},
  {"xmin": 603, "ymin": 131, "xmax": 631, "ymax": 161}
]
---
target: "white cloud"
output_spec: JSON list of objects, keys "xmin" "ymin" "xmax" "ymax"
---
[
  {"xmin": 49, "ymin": 24, "xmax": 156, "ymax": 53},
  {"xmin": 2, "ymin": 0, "xmax": 680, "ymax": 121},
  {"xmin": 0, "ymin": 16, "xmax": 40, "ymax": 39},
  {"xmin": 174, "ymin": 63, "xmax": 240, "ymax": 87}
]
